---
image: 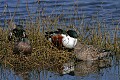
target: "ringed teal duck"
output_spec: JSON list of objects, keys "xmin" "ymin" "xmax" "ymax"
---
[
  {"xmin": 45, "ymin": 29, "xmax": 78, "ymax": 49},
  {"xmin": 8, "ymin": 25, "xmax": 32, "ymax": 55}
]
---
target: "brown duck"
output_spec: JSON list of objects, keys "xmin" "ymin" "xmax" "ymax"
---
[{"xmin": 74, "ymin": 42, "xmax": 113, "ymax": 61}]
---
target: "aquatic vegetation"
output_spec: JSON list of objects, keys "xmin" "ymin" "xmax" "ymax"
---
[
  {"xmin": 0, "ymin": 19, "xmax": 119, "ymax": 74},
  {"xmin": 0, "ymin": 24, "xmax": 74, "ymax": 71},
  {"xmin": 0, "ymin": 1, "xmax": 119, "ymax": 77}
]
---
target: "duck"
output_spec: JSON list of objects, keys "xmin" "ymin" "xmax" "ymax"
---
[
  {"xmin": 74, "ymin": 42, "xmax": 114, "ymax": 61},
  {"xmin": 8, "ymin": 24, "xmax": 32, "ymax": 55},
  {"xmin": 45, "ymin": 29, "xmax": 78, "ymax": 49},
  {"xmin": 8, "ymin": 25, "xmax": 27, "ymax": 41}
]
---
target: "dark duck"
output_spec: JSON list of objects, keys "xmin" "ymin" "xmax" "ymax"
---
[
  {"xmin": 45, "ymin": 29, "xmax": 78, "ymax": 49},
  {"xmin": 8, "ymin": 24, "xmax": 32, "ymax": 55}
]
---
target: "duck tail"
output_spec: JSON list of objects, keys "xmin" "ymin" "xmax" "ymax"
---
[{"xmin": 99, "ymin": 50, "xmax": 114, "ymax": 59}]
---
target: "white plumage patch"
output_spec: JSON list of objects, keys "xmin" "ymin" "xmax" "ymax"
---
[{"xmin": 62, "ymin": 34, "xmax": 77, "ymax": 49}]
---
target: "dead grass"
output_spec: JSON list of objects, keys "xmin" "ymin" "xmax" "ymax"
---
[
  {"xmin": 0, "ymin": 25, "xmax": 74, "ymax": 73},
  {"xmin": 0, "ymin": 20, "xmax": 119, "ymax": 76}
]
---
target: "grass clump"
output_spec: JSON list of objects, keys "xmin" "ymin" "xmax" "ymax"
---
[
  {"xmin": 0, "ymin": 19, "xmax": 119, "ymax": 76},
  {"xmin": 0, "ymin": 24, "xmax": 74, "ymax": 73}
]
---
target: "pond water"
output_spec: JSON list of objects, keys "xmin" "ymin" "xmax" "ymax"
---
[
  {"xmin": 0, "ymin": 0, "xmax": 120, "ymax": 36},
  {"xmin": 0, "ymin": 56, "xmax": 120, "ymax": 80},
  {"xmin": 0, "ymin": 0, "xmax": 120, "ymax": 80},
  {"xmin": 0, "ymin": 0, "xmax": 120, "ymax": 27}
]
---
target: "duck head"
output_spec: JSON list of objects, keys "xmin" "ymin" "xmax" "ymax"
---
[
  {"xmin": 8, "ymin": 25, "xmax": 27, "ymax": 41},
  {"xmin": 67, "ymin": 30, "xmax": 78, "ymax": 38},
  {"xmin": 62, "ymin": 30, "xmax": 78, "ymax": 49}
]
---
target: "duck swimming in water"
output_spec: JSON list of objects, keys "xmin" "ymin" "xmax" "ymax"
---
[{"xmin": 45, "ymin": 29, "xmax": 78, "ymax": 49}]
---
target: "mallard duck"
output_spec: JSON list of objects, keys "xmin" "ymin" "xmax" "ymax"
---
[
  {"xmin": 45, "ymin": 29, "xmax": 78, "ymax": 49},
  {"xmin": 8, "ymin": 25, "xmax": 32, "ymax": 55},
  {"xmin": 74, "ymin": 42, "xmax": 113, "ymax": 61}
]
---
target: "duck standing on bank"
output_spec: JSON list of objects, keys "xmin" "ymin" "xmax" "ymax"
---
[
  {"xmin": 8, "ymin": 22, "xmax": 32, "ymax": 55},
  {"xmin": 45, "ymin": 29, "xmax": 78, "ymax": 49}
]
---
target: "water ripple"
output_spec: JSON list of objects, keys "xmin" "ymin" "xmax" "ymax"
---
[{"xmin": 0, "ymin": 0, "xmax": 119, "ymax": 29}]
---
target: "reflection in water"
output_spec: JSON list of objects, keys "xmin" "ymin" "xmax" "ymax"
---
[
  {"xmin": 0, "ymin": 57, "xmax": 118, "ymax": 80},
  {"xmin": 74, "ymin": 59, "xmax": 111, "ymax": 77},
  {"xmin": 12, "ymin": 65, "xmax": 30, "ymax": 80},
  {"xmin": 58, "ymin": 62, "xmax": 74, "ymax": 75},
  {"xmin": 53, "ymin": 59, "xmax": 112, "ymax": 77},
  {"xmin": 0, "ymin": 63, "xmax": 22, "ymax": 80}
]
